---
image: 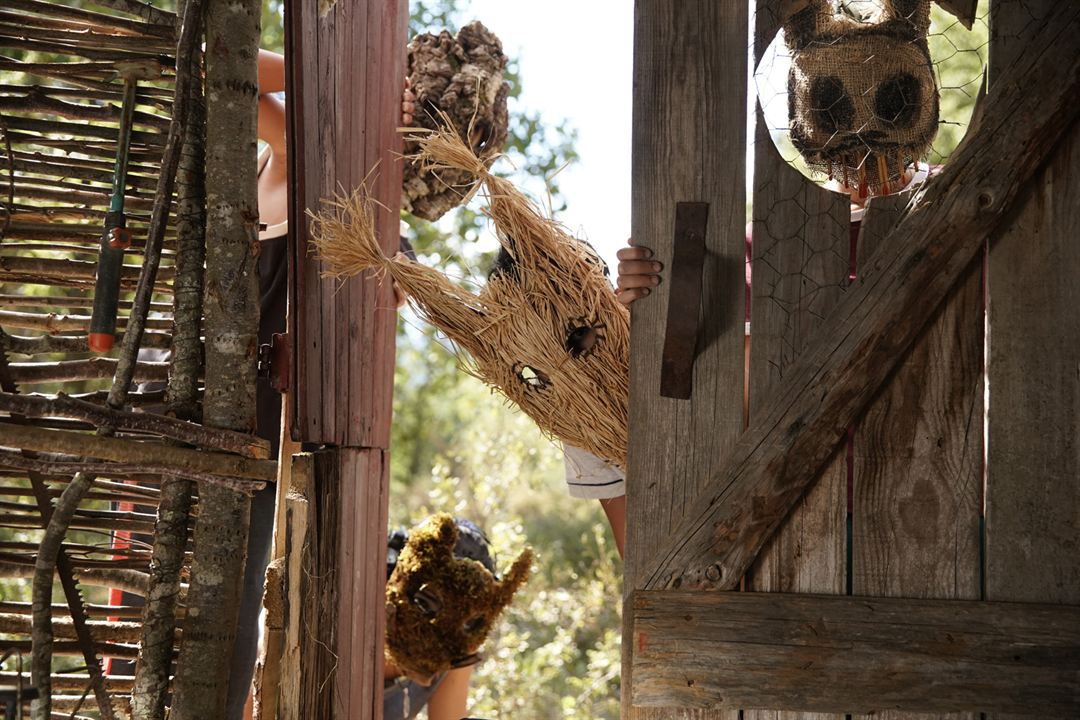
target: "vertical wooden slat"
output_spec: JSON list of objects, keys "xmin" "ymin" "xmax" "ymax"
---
[
  {"xmin": 986, "ymin": 1, "xmax": 1080, "ymax": 715},
  {"xmin": 278, "ymin": 453, "xmax": 313, "ymax": 720},
  {"xmin": 744, "ymin": 2, "xmax": 849, "ymax": 717},
  {"xmin": 852, "ymin": 191, "xmax": 983, "ymax": 720},
  {"xmin": 626, "ymin": 1, "xmax": 746, "ymax": 718},
  {"xmin": 322, "ymin": 5, "xmax": 339, "ymax": 443},
  {"xmin": 335, "ymin": 447, "xmax": 389, "ymax": 719}
]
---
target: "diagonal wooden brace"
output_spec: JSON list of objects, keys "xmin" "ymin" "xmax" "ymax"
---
[{"xmin": 641, "ymin": 2, "xmax": 1080, "ymax": 592}]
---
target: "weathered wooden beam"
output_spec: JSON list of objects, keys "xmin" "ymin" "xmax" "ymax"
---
[
  {"xmin": 0, "ymin": 423, "xmax": 276, "ymax": 483},
  {"xmin": 5, "ymin": 357, "xmax": 169, "ymax": 384},
  {"xmin": 0, "ymin": 613, "xmax": 145, "ymax": 643},
  {"xmin": 985, "ymin": 0, "xmax": 1080, "ymax": 617},
  {"xmin": 0, "ymin": 310, "xmax": 172, "ymax": 333},
  {"xmin": 632, "ymin": 592, "xmax": 1080, "ymax": 715},
  {"xmin": 640, "ymin": 1, "xmax": 1080, "ymax": 593},
  {"xmin": 277, "ymin": 453, "xmax": 312, "ymax": 720},
  {"xmin": 0, "ymin": 391, "xmax": 269, "ymax": 459},
  {"xmin": 289, "ymin": 0, "xmax": 404, "ymax": 448},
  {"xmin": 744, "ymin": 7, "xmax": 850, "ymax": 720}
]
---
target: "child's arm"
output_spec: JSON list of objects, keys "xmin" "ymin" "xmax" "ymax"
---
[
  {"xmin": 426, "ymin": 665, "xmax": 474, "ymax": 720},
  {"xmin": 600, "ymin": 495, "xmax": 626, "ymax": 557},
  {"xmin": 257, "ymin": 49, "xmax": 286, "ymax": 95},
  {"xmin": 615, "ymin": 240, "xmax": 662, "ymax": 306},
  {"xmin": 257, "ymin": 51, "xmax": 286, "ymax": 156}
]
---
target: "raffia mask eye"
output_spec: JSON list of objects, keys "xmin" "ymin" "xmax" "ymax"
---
[
  {"xmin": 565, "ymin": 319, "xmax": 605, "ymax": 359},
  {"xmin": 514, "ymin": 363, "xmax": 551, "ymax": 390}
]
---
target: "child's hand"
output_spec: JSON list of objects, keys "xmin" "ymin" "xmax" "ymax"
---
[
  {"xmin": 615, "ymin": 240, "xmax": 662, "ymax": 306},
  {"xmin": 391, "ymin": 252, "xmax": 409, "ymax": 308},
  {"xmin": 402, "ymin": 77, "xmax": 416, "ymax": 126}
]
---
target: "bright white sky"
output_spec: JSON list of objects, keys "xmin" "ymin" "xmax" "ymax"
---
[{"xmin": 463, "ymin": 0, "xmax": 635, "ymax": 272}]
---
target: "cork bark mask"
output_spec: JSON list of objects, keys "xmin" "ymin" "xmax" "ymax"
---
[
  {"xmin": 402, "ymin": 20, "xmax": 509, "ymax": 221},
  {"xmin": 785, "ymin": 0, "xmax": 939, "ymax": 194}
]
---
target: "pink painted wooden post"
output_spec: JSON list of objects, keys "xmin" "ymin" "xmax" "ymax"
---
[{"xmin": 284, "ymin": 0, "xmax": 407, "ymax": 717}]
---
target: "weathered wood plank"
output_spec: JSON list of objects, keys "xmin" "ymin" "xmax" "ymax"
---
[
  {"xmin": 638, "ymin": 4, "xmax": 1080, "ymax": 592},
  {"xmin": 985, "ymin": 4, "xmax": 1080, "ymax": 719},
  {"xmin": 254, "ymin": 401, "xmax": 301, "ymax": 720},
  {"xmin": 632, "ymin": 591, "xmax": 1080, "ymax": 715},
  {"xmin": 273, "ymin": 447, "xmax": 390, "ymax": 720},
  {"xmin": 276, "ymin": 453, "xmax": 313, "ymax": 720},
  {"xmin": 745, "ymin": 3, "xmax": 850, "ymax": 717},
  {"xmin": 851, "ymin": 192, "xmax": 983, "ymax": 720},
  {"xmin": 290, "ymin": 0, "xmax": 402, "ymax": 446},
  {"xmin": 626, "ymin": 1, "xmax": 747, "ymax": 718},
  {"xmin": 0, "ymin": 422, "xmax": 276, "ymax": 482},
  {"xmin": 340, "ymin": 447, "xmax": 389, "ymax": 719}
]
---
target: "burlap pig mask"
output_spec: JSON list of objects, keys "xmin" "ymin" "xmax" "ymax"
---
[
  {"xmin": 385, "ymin": 514, "xmax": 532, "ymax": 685},
  {"xmin": 785, "ymin": 0, "xmax": 939, "ymax": 195},
  {"xmin": 311, "ymin": 126, "xmax": 630, "ymax": 470}
]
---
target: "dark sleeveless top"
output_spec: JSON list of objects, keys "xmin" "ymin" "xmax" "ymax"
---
[{"xmin": 383, "ymin": 672, "xmax": 446, "ymax": 720}]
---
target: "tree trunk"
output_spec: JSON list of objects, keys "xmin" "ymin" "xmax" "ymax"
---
[
  {"xmin": 168, "ymin": 0, "xmax": 261, "ymax": 716},
  {"xmin": 132, "ymin": 7, "xmax": 206, "ymax": 712}
]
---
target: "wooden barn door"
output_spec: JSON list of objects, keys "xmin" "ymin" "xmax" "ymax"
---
[{"xmin": 624, "ymin": 1, "xmax": 1080, "ymax": 718}]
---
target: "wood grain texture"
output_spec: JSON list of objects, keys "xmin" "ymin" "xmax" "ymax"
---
[
  {"xmin": 744, "ymin": 163, "xmax": 848, "ymax": 719},
  {"xmin": 638, "ymin": 4, "xmax": 1080, "ymax": 592},
  {"xmin": 631, "ymin": 591, "xmax": 1080, "ymax": 715},
  {"xmin": 277, "ymin": 453, "xmax": 312, "ymax": 720},
  {"xmin": 336, "ymin": 447, "xmax": 389, "ymax": 720},
  {"xmin": 625, "ymin": 1, "xmax": 747, "ymax": 718},
  {"xmin": 852, "ymin": 191, "xmax": 984, "ymax": 720},
  {"xmin": 744, "ymin": 4, "xmax": 850, "ymax": 717},
  {"xmin": 985, "ymin": 0, "xmax": 1080, "ymax": 607},
  {"xmin": 273, "ymin": 448, "xmax": 389, "ymax": 720},
  {"xmin": 984, "ymin": 3, "xmax": 1080, "ymax": 714},
  {"xmin": 288, "ymin": 0, "xmax": 405, "ymax": 447}
]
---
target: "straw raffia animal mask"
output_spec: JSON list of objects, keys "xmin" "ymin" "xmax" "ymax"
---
[
  {"xmin": 385, "ymin": 514, "xmax": 532, "ymax": 684},
  {"xmin": 311, "ymin": 123, "xmax": 630, "ymax": 470},
  {"xmin": 785, "ymin": 0, "xmax": 939, "ymax": 195}
]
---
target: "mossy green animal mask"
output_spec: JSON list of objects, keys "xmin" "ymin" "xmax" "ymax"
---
[{"xmin": 385, "ymin": 514, "xmax": 533, "ymax": 685}]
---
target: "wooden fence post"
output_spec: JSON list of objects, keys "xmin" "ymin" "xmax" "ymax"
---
[
  {"xmin": 625, "ymin": 2, "xmax": 748, "ymax": 719},
  {"xmin": 284, "ymin": 0, "xmax": 407, "ymax": 717}
]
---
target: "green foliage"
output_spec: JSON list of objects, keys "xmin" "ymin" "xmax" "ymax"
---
[
  {"xmin": 927, "ymin": 0, "xmax": 991, "ymax": 164},
  {"xmin": 388, "ymin": 380, "xmax": 622, "ymax": 719},
  {"xmin": 262, "ymin": 0, "xmax": 285, "ymax": 52}
]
